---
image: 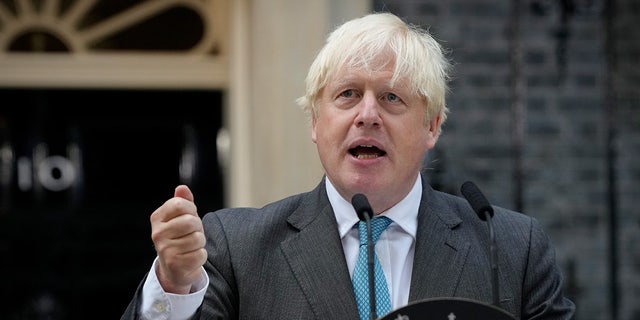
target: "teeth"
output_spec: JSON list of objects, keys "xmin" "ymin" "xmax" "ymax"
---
[{"xmin": 357, "ymin": 154, "xmax": 378, "ymax": 159}]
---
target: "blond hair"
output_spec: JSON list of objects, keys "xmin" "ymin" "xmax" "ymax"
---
[{"xmin": 296, "ymin": 12, "xmax": 451, "ymax": 131}]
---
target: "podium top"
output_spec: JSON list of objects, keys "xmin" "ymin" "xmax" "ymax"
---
[{"xmin": 378, "ymin": 297, "xmax": 516, "ymax": 320}]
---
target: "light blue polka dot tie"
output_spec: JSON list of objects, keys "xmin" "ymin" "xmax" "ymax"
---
[{"xmin": 352, "ymin": 216, "xmax": 393, "ymax": 320}]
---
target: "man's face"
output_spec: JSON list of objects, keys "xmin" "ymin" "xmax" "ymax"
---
[{"xmin": 311, "ymin": 63, "xmax": 441, "ymax": 213}]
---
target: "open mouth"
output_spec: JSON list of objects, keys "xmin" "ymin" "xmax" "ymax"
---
[{"xmin": 349, "ymin": 145, "xmax": 387, "ymax": 159}]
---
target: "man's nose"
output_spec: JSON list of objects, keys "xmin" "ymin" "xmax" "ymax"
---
[{"xmin": 355, "ymin": 92, "xmax": 381, "ymax": 128}]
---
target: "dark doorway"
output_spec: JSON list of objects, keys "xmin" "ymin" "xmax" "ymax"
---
[{"xmin": 0, "ymin": 88, "xmax": 225, "ymax": 319}]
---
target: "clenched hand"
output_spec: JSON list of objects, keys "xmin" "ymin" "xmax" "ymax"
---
[{"xmin": 150, "ymin": 185, "xmax": 207, "ymax": 294}]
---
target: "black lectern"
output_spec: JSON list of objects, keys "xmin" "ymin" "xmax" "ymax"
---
[{"xmin": 378, "ymin": 297, "xmax": 516, "ymax": 320}]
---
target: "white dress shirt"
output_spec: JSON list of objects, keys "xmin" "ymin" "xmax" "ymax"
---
[
  {"xmin": 139, "ymin": 175, "xmax": 421, "ymax": 319},
  {"xmin": 326, "ymin": 175, "xmax": 420, "ymax": 310}
]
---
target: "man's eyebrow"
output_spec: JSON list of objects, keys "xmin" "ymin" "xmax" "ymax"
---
[
  {"xmin": 324, "ymin": 81, "xmax": 356, "ymax": 95},
  {"xmin": 330, "ymin": 77, "xmax": 356, "ymax": 88}
]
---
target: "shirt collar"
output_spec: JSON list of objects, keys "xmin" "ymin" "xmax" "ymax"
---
[{"xmin": 326, "ymin": 175, "xmax": 421, "ymax": 240}]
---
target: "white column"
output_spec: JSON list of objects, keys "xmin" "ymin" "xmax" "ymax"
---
[{"xmin": 227, "ymin": 0, "xmax": 370, "ymax": 207}]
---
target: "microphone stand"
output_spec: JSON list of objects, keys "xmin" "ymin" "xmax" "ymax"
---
[
  {"xmin": 484, "ymin": 209, "xmax": 499, "ymax": 306},
  {"xmin": 352, "ymin": 193, "xmax": 378, "ymax": 320},
  {"xmin": 461, "ymin": 181, "xmax": 500, "ymax": 307},
  {"xmin": 364, "ymin": 210, "xmax": 376, "ymax": 320}
]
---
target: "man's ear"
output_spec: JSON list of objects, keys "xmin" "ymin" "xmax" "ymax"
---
[
  {"xmin": 424, "ymin": 114, "xmax": 442, "ymax": 149},
  {"xmin": 311, "ymin": 116, "xmax": 318, "ymax": 143}
]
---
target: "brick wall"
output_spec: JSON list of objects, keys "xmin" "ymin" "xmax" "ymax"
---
[
  {"xmin": 612, "ymin": 1, "xmax": 640, "ymax": 319},
  {"xmin": 376, "ymin": 0, "xmax": 640, "ymax": 319}
]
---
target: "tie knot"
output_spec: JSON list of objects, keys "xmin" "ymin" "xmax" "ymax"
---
[{"xmin": 358, "ymin": 216, "xmax": 392, "ymax": 246}]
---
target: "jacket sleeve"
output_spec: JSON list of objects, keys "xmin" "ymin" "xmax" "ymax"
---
[{"xmin": 521, "ymin": 218, "xmax": 575, "ymax": 320}]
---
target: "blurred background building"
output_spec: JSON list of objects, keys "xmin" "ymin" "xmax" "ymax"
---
[{"xmin": 0, "ymin": 0, "xmax": 637, "ymax": 319}]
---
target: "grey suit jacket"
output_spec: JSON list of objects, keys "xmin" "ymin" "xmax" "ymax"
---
[{"xmin": 122, "ymin": 174, "xmax": 575, "ymax": 319}]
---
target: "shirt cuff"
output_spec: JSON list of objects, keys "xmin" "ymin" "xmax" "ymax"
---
[{"xmin": 140, "ymin": 257, "xmax": 208, "ymax": 320}]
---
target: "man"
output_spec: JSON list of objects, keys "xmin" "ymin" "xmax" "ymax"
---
[{"xmin": 122, "ymin": 12, "xmax": 575, "ymax": 320}]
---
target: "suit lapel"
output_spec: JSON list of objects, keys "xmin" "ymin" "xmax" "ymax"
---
[
  {"xmin": 277, "ymin": 176, "xmax": 472, "ymax": 315},
  {"xmin": 280, "ymin": 182, "xmax": 360, "ymax": 319},
  {"xmin": 409, "ymin": 179, "xmax": 470, "ymax": 300}
]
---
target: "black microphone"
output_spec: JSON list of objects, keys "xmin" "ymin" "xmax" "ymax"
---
[
  {"xmin": 461, "ymin": 181, "xmax": 494, "ymax": 221},
  {"xmin": 351, "ymin": 193, "xmax": 377, "ymax": 320},
  {"xmin": 460, "ymin": 181, "xmax": 500, "ymax": 307}
]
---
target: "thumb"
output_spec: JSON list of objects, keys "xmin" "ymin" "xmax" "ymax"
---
[{"xmin": 174, "ymin": 185, "xmax": 194, "ymax": 202}]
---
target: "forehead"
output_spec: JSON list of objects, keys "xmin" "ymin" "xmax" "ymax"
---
[{"xmin": 327, "ymin": 63, "xmax": 410, "ymax": 91}]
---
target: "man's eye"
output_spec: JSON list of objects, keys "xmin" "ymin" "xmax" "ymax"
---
[
  {"xmin": 385, "ymin": 93, "xmax": 400, "ymax": 102},
  {"xmin": 340, "ymin": 89, "xmax": 355, "ymax": 98}
]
